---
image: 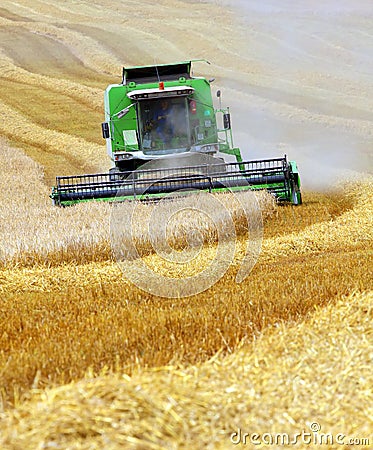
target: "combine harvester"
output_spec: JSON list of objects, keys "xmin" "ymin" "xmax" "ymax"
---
[{"xmin": 51, "ymin": 61, "xmax": 301, "ymax": 206}]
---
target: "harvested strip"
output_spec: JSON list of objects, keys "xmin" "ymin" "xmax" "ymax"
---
[
  {"xmin": 0, "ymin": 48, "xmax": 103, "ymax": 110},
  {"xmin": 0, "ymin": 13, "xmax": 121, "ymax": 74}
]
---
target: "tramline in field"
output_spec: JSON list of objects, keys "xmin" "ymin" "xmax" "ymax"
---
[{"xmin": 51, "ymin": 61, "xmax": 302, "ymax": 206}]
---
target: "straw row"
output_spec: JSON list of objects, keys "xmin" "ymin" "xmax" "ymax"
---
[{"xmin": 0, "ymin": 291, "xmax": 371, "ymax": 449}]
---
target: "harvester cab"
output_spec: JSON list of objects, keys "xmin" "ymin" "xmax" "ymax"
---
[
  {"xmin": 51, "ymin": 61, "xmax": 302, "ymax": 206},
  {"xmin": 101, "ymin": 60, "xmax": 239, "ymax": 174}
]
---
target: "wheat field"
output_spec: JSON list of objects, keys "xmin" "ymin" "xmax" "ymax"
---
[{"xmin": 0, "ymin": 1, "xmax": 372, "ymax": 449}]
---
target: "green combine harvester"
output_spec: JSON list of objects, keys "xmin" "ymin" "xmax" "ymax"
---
[{"xmin": 51, "ymin": 61, "xmax": 302, "ymax": 206}]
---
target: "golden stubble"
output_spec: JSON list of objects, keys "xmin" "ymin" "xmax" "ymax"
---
[
  {"xmin": 0, "ymin": 140, "xmax": 372, "ymax": 415},
  {"xmin": 0, "ymin": 291, "xmax": 371, "ymax": 449}
]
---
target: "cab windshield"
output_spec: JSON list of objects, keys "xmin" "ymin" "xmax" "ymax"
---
[{"xmin": 138, "ymin": 97, "xmax": 191, "ymax": 154}]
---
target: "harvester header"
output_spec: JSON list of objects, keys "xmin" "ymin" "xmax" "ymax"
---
[{"xmin": 51, "ymin": 61, "xmax": 302, "ymax": 206}]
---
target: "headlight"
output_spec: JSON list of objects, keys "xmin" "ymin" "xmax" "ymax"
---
[
  {"xmin": 114, "ymin": 153, "xmax": 133, "ymax": 161},
  {"xmin": 200, "ymin": 144, "xmax": 219, "ymax": 153}
]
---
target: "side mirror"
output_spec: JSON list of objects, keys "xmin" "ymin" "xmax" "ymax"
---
[
  {"xmin": 223, "ymin": 113, "xmax": 231, "ymax": 130},
  {"xmin": 101, "ymin": 122, "xmax": 110, "ymax": 139}
]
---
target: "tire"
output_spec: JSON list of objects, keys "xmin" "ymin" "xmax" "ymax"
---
[
  {"xmin": 291, "ymin": 186, "xmax": 302, "ymax": 205},
  {"xmin": 297, "ymin": 191, "xmax": 303, "ymax": 205}
]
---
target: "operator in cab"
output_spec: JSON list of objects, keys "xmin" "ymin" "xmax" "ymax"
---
[{"xmin": 153, "ymin": 99, "xmax": 174, "ymax": 144}]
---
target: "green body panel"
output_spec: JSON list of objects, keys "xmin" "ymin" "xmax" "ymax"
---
[
  {"xmin": 288, "ymin": 160, "xmax": 302, "ymax": 204},
  {"xmin": 221, "ymin": 147, "xmax": 243, "ymax": 162},
  {"xmin": 289, "ymin": 160, "xmax": 301, "ymax": 187}
]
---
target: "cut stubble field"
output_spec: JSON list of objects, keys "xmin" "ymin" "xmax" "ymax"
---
[
  {"xmin": 0, "ymin": 139, "xmax": 372, "ymax": 449},
  {"xmin": 0, "ymin": 0, "xmax": 372, "ymax": 448}
]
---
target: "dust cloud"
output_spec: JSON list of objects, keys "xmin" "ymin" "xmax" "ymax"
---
[{"xmin": 203, "ymin": 0, "xmax": 373, "ymax": 189}]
